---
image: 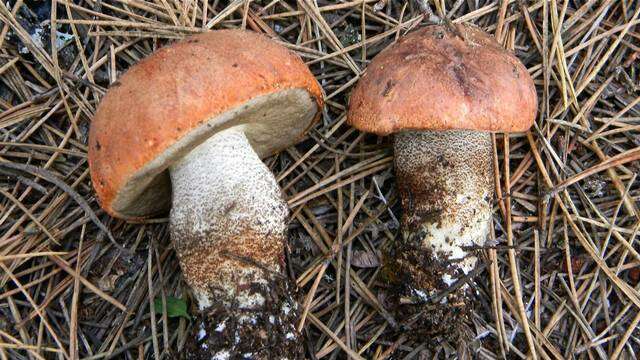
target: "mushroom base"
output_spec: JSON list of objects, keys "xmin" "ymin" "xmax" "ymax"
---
[
  {"xmin": 184, "ymin": 278, "xmax": 302, "ymax": 359},
  {"xmin": 382, "ymin": 130, "xmax": 493, "ymax": 338},
  {"xmin": 169, "ymin": 127, "xmax": 302, "ymax": 358}
]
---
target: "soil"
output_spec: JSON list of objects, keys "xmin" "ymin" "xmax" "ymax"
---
[
  {"xmin": 183, "ymin": 275, "xmax": 303, "ymax": 359},
  {"xmin": 380, "ymin": 231, "xmax": 474, "ymax": 344}
]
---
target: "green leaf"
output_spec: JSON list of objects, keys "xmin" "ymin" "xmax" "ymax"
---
[{"xmin": 154, "ymin": 296, "xmax": 191, "ymax": 320}]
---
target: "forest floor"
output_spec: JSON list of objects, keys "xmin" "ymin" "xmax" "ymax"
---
[{"xmin": 1, "ymin": 0, "xmax": 640, "ymax": 359}]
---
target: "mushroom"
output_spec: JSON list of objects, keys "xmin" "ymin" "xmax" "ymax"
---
[
  {"xmin": 89, "ymin": 30, "xmax": 323, "ymax": 358},
  {"xmin": 347, "ymin": 24, "xmax": 536, "ymax": 336}
]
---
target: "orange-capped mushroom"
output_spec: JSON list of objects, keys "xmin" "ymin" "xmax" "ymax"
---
[
  {"xmin": 89, "ymin": 30, "xmax": 323, "ymax": 358},
  {"xmin": 347, "ymin": 24, "xmax": 536, "ymax": 338}
]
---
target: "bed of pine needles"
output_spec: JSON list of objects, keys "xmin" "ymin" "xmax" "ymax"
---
[{"xmin": 1, "ymin": 0, "xmax": 640, "ymax": 359}]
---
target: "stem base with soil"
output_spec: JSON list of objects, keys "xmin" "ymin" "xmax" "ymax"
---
[
  {"xmin": 170, "ymin": 127, "xmax": 302, "ymax": 358},
  {"xmin": 382, "ymin": 130, "xmax": 493, "ymax": 338}
]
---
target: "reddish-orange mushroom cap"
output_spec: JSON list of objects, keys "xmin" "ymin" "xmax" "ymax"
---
[
  {"xmin": 347, "ymin": 24, "xmax": 537, "ymax": 135},
  {"xmin": 89, "ymin": 30, "xmax": 323, "ymax": 219}
]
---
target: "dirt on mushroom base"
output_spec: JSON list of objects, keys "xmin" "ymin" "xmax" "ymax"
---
[
  {"xmin": 183, "ymin": 276, "xmax": 303, "ymax": 359},
  {"xmin": 174, "ymin": 225, "xmax": 304, "ymax": 358},
  {"xmin": 378, "ymin": 130, "xmax": 493, "ymax": 344},
  {"xmin": 380, "ymin": 231, "xmax": 477, "ymax": 343}
]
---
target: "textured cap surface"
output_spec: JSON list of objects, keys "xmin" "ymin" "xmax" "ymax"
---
[
  {"xmin": 89, "ymin": 29, "xmax": 323, "ymax": 219},
  {"xmin": 347, "ymin": 24, "xmax": 537, "ymax": 135}
]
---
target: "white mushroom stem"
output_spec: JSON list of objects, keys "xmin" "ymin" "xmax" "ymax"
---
[
  {"xmin": 170, "ymin": 126, "xmax": 287, "ymax": 308},
  {"xmin": 389, "ymin": 130, "xmax": 493, "ymax": 307},
  {"xmin": 169, "ymin": 127, "xmax": 301, "ymax": 356}
]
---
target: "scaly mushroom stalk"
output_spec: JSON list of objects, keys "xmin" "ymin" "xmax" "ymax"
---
[
  {"xmin": 387, "ymin": 130, "xmax": 492, "ymax": 328},
  {"xmin": 170, "ymin": 128, "xmax": 301, "ymax": 357}
]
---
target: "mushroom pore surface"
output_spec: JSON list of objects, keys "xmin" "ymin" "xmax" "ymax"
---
[
  {"xmin": 170, "ymin": 127, "xmax": 302, "ymax": 358},
  {"xmin": 383, "ymin": 130, "xmax": 493, "ymax": 337},
  {"xmin": 106, "ymin": 88, "xmax": 317, "ymax": 219}
]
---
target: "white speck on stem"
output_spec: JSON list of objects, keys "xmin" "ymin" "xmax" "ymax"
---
[
  {"xmin": 282, "ymin": 303, "xmax": 291, "ymax": 315},
  {"xmin": 441, "ymin": 273, "xmax": 455, "ymax": 287},
  {"xmin": 237, "ymin": 292, "xmax": 265, "ymax": 310},
  {"xmin": 412, "ymin": 289, "xmax": 429, "ymax": 302},
  {"xmin": 197, "ymin": 323, "xmax": 207, "ymax": 340},
  {"xmin": 215, "ymin": 321, "xmax": 226, "ymax": 333},
  {"xmin": 212, "ymin": 350, "xmax": 230, "ymax": 360}
]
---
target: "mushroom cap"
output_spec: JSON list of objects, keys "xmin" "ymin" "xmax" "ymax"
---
[
  {"xmin": 89, "ymin": 30, "xmax": 323, "ymax": 220},
  {"xmin": 347, "ymin": 24, "xmax": 537, "ymax": 135}
]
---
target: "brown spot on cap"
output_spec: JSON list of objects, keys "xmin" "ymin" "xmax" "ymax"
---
[{"xmin": 347, "ymin": 24, "xmax": 537, "ymax": 135}]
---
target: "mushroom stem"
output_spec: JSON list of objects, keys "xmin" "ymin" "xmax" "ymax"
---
[
  {"xmin": 169, "ymin": 127, "xmax": 301, "ymax": 357},
  {"xmin": 385, "ymin": 130, "xmax": 493, "ymax": 333}
]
